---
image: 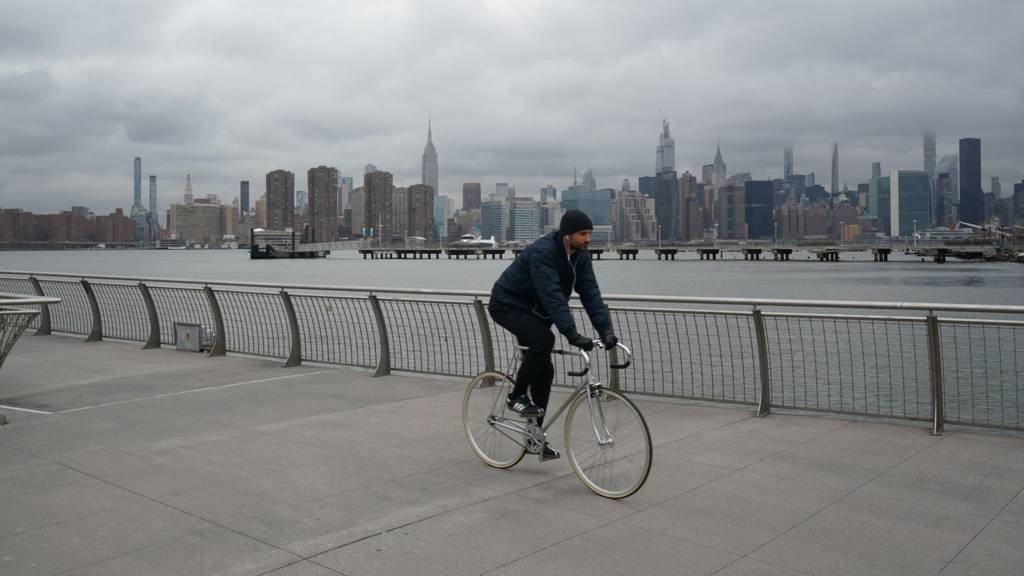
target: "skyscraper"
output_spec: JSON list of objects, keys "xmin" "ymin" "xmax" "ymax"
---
[
  {"xmin": 266, "ymin": 169, "xmax": 295, "ymax": 230},
  {"xmin": 133, "ymin": 157, "xmax": 142, "ymax": 208},
  {"xmin": 677, "ymin": 171, "xmax": 700, "ymax": 241},
  {"xmin": 923, "ymin": 131, "xmax": 936, "ymax": 184},
  {"xmin": 407, "ymin": 184, "xmax": 434, "ymax": 239},
  {"xmin": 744, "ymin": 180, "xmax": 774, "ymax": 239},
  {"xmin": 712, "ymin": 142, "xmax": 726, "ymax": 189},
  {"xmin": 462, "ymin": 183, "xmax": 481, "ymax": 211},
  {"xmin": 715, "ymin": 182, "xmax": 747, "ymax": 240},
  {"xmin": 935, "ymin": 173, "xmax": 955, "ymax": 228},
  {"xmin": 561, "ymin": 188, "xmax": 613, "ymax": 227},
  {"xmin": 480, "ymin": 200, "xmax": 509, "ymax": 243},
  {"xmin": 184, "ymin": 172, "xmax": 194, "ymax": 205},
  {"xmin": 540, "ymin": 185, "xmax": 557, "ymax": 203},
  {"xmin": 391, "ymin": 187, "xmax": 408, "ymax": 237},
  {"xmin": 338, "ymin": 176, "xmax": 353, "ymax": 215},
  {"xmin": 656, "ymin": 120, "xmax": 675, "ymax": 174},
  {"xmin": 830, "ymin": 143, "xmax": 839, "ymax": 195},
  {"xmin": 148, "ymin": 176, "xmax": 157, "ymax": 214},
  {"xmin": 877, "ymin": 176, "xmax": 892, "ymax": 235},
  {"xmin": 509, "ymin": 197, "xmax": 541, "ymax": 242},
  {"xmin": 784, "ymin": 147, "xmax": 793, "ymax": 179},
  {"xmin": 422, "ymin": 120, "xmax": 438, "ymax": 199},
  {"xmin": 959, "ymin": 138, "xmax": 982, "ymax": 225},
  {"xmin": 936, "ymin": 155, "xmax": 959, "ymax": 201},
  {"xmin": 364, "ymin": 170, "xmax": 394, "ymax": 240},
  {"xmin": 240, "ymin": 181, "xmax": 250, "ymax": 213},
  {"xmin": 307, "ymin": 166, "xmax": 338, "ymax": 243},
  {"xmin": 868, "ymin": 162, "xmax": 882, "ymax": 217},
  {"xmin": 654, "ymin": 171, "xmax": 678, "ymax": 240},
  {"xmin": 581, "ymin": 169, "xmax": 597, "ymax": 191},
  {"xmin": 890, "ymin": 170, "xmax": 931, "ymax": 237}
]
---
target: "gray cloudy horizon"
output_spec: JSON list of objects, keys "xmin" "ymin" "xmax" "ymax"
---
[{"xmin": 1, "ymin": 0, "xmax": 1022, "ymax": 216}]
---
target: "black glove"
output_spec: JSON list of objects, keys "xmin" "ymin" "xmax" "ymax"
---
[
  {"xmin": 568, "ymin": 333, "xmax": 595, "ymax": 351},
  {"xmin": 601, "ymin": 332, "xmax": 618, "ymax": 348}
]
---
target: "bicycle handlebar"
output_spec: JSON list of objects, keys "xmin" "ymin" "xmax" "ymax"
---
[{"xmin": 553, "ymin": 341, "xmax": 632, "ymax": 377}]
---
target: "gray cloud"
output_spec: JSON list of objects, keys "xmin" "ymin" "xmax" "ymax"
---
[{"xmin": 1, "ymin": 0, "xmax": 1022, "ymax": 216}]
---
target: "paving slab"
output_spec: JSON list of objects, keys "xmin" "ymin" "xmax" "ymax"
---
[
  {"xmin": 310, "ymin": 494, "xmax": 608, "ymax": 576},
  {"xmin": 2, "ymin": 335, "xmax": 1024, "ymax": 576},
  {"xmin": 621, "ymin": 469, "xmax": 850, "ymax": 555},
  {"xmin": 938, "ymin": 519, "xmax": 1024, "ymax": 576},
  {"xmin": 750, "ymin": 493, "xmax": 991, "ymax": 576},
  {"xmin": 485, "ymin": 522, "xmax": 740, "ymax": 576}
]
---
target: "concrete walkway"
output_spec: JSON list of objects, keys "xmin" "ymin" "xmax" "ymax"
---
[{"xmin": 1, "ymin": 335, "xmax": 1023, "ymax": 576}]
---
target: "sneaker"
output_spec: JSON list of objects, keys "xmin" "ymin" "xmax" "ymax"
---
[
  {"xmin": 539, "ymin": 443, "xmax": 560, "ymax": 461},
  {"xmin": 507, "ymin": 393, "xmax": 543, "ymax": 418}
]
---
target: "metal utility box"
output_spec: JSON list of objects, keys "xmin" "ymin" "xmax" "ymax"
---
[{"xmin": 174, "ymin": 322, "xmax": 203, "ymax": 352}]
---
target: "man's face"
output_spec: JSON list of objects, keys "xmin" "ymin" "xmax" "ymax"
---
[{"xmin": 567, "ymin": 229, "xmax": 592, "ymax": 251}]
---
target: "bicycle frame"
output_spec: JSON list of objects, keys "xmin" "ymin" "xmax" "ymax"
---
[{"xmin": 490, "ymin": 342, "xmax": 633, "ymax": 450}]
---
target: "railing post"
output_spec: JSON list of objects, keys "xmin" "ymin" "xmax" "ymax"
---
[
  {"xmin": 203, "ymin": 286, "xmax": 227, "ymax": 357},
  {"xmin": 28, "ymin": 276, "xmax": 51, "ymax": 336},
  {"xmin": 81, "ymin": 279, "xmax": 103, "ymax": 342},
  {"xmin": 927, "ymin": 312, "xmax": 944, "ymax": 435},
  {"xmin": 368, "ymin": 294, "xmax": 391, "ymax": 376},
  {"xmin": 138, "ymin": 283, "xmax": 161, "ymax": 349},
  {"xmin": 605, "ymin": 304, "xmax": 620, "ymax": 392},
  {"xmin": 280, "ymin": 290, "xmax": 302, "ymax": 367},
  {"xmin": 473, "ymin": 298, "xmax": 495, "ymax": 374},
  {"xmin": 752, "ymin": 307, "xmax": 771, "ymax": 417}
]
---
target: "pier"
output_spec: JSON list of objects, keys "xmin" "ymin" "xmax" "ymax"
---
[
  {"xmin": 3, "ymin": 333, "xmax": 1024, "ymax": 575},
  {"xmin": 358, "ymin": 248, "xmax": 445, "ymax": 260},
  {"xmin": 2, "ymin": 273, "xmax": 1024, "ymax": 573}
]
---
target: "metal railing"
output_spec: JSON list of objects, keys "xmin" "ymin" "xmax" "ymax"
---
[{"xmin": 2, "ymin": 270, "xmax": 1023, "ymax": 434}]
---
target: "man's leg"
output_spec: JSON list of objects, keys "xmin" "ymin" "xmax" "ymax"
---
[
  {"xmin": 488, "ymin": 303, "xmax": 555, "ymax": 404},
  {"xmin": 488, "ymin": 303, "xmax": 561, "ymax": 460}
]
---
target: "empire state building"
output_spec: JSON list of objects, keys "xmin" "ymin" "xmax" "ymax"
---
[{"xmin": 421, "ymin": 120, "xmax": 438, "ymax": 198}]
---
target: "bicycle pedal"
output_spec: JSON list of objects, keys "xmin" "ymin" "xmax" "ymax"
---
[{"xmin": 538, "ymin": 445, "xmax": 561, "ymax": 461}]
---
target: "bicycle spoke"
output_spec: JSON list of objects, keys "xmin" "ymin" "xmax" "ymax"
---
[
  {"xmin": 564, "ymin": 388, "xmax": 651, "ymax": 498},
  {"xmin": 463, "ymin": 371, "xmax": 526, "ymax": 468}
]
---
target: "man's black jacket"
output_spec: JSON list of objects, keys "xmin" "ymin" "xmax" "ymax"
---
[{"xmin": 490, "ymin": 231, "xmax": 612, "ymax": 339}]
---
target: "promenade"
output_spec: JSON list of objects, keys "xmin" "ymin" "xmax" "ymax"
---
[{"xmin": 1, "ymin": 336, "xmax": 1023, "ymax": 576}]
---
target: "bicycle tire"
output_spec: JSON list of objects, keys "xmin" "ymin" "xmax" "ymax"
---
[
  {"xmin": 564, "ymin": 387, "xmax": 652, "ymax": 499},
  {"xmin": 463, "ymin": 371, "xmax": 527, "ymax": 468}
]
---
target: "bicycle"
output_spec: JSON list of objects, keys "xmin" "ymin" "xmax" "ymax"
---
[{"xmin": 462, "ymin": 340, "xmax": 652, "ymax": 499}]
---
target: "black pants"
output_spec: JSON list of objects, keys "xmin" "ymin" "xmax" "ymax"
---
[{"xmin": 488, "ymin": 302, "xmax": 555, "ymax": 423}]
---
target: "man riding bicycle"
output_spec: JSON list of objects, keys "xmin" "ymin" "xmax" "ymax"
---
[{"xmin": 488, "ymin": 209, "xmax": 618, "ymax": 461}]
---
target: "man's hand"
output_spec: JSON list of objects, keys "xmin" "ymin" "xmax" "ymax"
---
[
  {"xmin": 568, "ymin": 333, "xmax": 595, "ymax": 351},
  {"xmin": 601, "ymin": 332, "xmax": 618, "ymax": 348}
]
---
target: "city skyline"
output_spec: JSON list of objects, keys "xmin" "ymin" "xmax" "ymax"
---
[{"xmin": 1, "ymin": 1, "xmax": 1022, "ymax": 215}]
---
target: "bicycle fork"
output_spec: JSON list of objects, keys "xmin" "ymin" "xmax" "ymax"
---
[{"xmin": 587, "ymin": 386, "xmax": 615, "ymax": 446}]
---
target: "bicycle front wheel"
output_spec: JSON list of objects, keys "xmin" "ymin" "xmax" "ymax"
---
[
  {"xmin": 463, "ymin": 371, "xmax": 527, "ymax": 468},
  {"xmin": 564, "ymin": 387, "xmax": 652, "ymax": 499}
]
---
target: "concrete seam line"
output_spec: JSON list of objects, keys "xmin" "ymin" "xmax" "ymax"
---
[{"xmin": 56, "ymin": 370, "xmax": 333, "ymax": 413}]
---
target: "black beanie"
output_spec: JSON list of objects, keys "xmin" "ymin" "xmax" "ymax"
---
[{"xmin": 559, "ymin": 209, "xmax": 593, "ymax": 235}]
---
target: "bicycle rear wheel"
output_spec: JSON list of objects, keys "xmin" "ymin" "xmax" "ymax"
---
[
  {"xmin": 564, "ymin": 387, "xmax": 652, "ymax": 499},
  {"xmin": 463, "ymin": 371, "xmax": 527, "ymax": 468}
]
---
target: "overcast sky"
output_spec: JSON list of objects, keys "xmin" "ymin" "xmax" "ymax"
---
[{"xmin": 2, "ymin": 0, "xmax": 1022, "ymax": 216}]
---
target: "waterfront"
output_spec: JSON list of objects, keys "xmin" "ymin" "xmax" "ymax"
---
[{"xmin": 2, "ymin": 248, "xmax": 1022, "ymax": 306}]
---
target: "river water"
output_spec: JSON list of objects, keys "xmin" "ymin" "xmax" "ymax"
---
[{"xmin": 1, "ymin": 248, "xmax": 1022, "ymax": 305}]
